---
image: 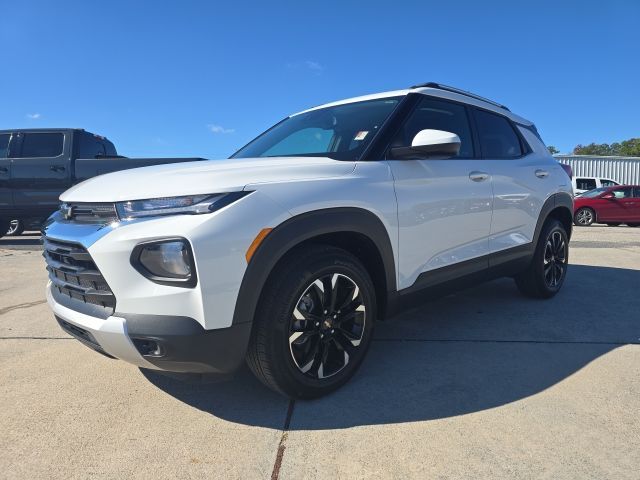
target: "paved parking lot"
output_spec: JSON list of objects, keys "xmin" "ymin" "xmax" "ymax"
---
[{"xmin": 1, "ymin": 226, "xmax": 639, "ymax": 479}]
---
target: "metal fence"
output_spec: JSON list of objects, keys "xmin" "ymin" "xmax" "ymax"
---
[{"xmin": 554, "ymin": 155, "xmax": 640, "ymax": 185}]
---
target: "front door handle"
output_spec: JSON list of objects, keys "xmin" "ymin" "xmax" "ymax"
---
[
  {"xmin": 535, "ymin": 169, "xmax": 549, "ymax": 178},
  {"xmin": 50, "ymin": 165, "xmax": 66, "ymax": 172},
  {"xmin": 469, "ymin": 171, "xmax": 490, "ymax": 182}
]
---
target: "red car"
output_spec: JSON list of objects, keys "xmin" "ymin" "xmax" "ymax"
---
[{"xmin": 574, "ymin": 185, "xmax": 640, "ymax": 227}]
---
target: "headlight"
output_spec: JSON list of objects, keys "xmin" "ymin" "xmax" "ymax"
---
[{"xmin": 116, "ymin": 192, "xmax": 250, "ymax": 219}]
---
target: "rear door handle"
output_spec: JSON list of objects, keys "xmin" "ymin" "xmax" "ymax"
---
[
  {"xmin": 535, "ymin": 169, "xmax": 549, "ymax": 178},
  {"xmin": 469, "ymin": 171, "xmax": 490, "ymax": 182},
  {"xmin": 50, "ymin": 165, "xmax": 66, "ymax": 172}
]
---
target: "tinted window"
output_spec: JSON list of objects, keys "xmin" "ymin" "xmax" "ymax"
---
[
  {"xmin": 0, "ymin": 134, "xmax": 9, "ymax": 158},
  {"xmin": 19, "ymin": 133, "xmax": 64, "ymax": 158},
  {"xmin": 233, "ymin": 97, "xmax": 401, "ymax": 161},
  {"xmin": 390, "ymin": 97, "xmax": 474, "ymax": 158},
  {"xmin": 78, "ymin": 133, "xmax": 106, "ymax": 158},
  {"xmin": 576, "ymin": 178, "xmax": 597, "ymax": 191},
  {"xmin": 633, "ymin": 187, "xmax": 640, "ymax": 198},
  {"xmin": 475, "ymin": 109, "xmax": 523, "ymax": 158},
  {"xmin": 578, "ymin": 187, "xmax": 607, "ymax": 198},
  {"xmin": 600, "ymin": 179, "xmax": 618, "ymax": 187},
  {"xmin": 611, "ymin": 188, "xmax": 632, "ymax": 199}
]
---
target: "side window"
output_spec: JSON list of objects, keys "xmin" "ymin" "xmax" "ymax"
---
[
  {"xmin": 78, "ymin": 133, "xmax": 106, "ymax": 158},
  {"xmin": 0, "ymin": 134, "xmax": 9, "ymax": 158},
  {"xmin": 19, "ymin": 133, "xmax": 64, "ymax": 158},
  {"xmin": 576, "ymin": 178, "xmax": 597, "ymax": 191},
  {"xmin": 390, "ymin": 97, "xmax": 474, "ymax": 158},
  {"xmin": 634, "ymin": 187, "xmax": 640, "ymax": 198},
  {"xmin": 474, "ymin": 109, "xmax": 523, "ymax": 158},
  {"xmin": 600, "ymin": 179, "xmax": 618, "ymax": 187},
  {"xmin": 263, "ymin": 128, "xmax": 334, "ymax": 156},
  {"xmin": 611, "ymin": 188, "xmax": 632, "ymax": 199}
]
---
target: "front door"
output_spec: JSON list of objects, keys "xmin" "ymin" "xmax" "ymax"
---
[
  {"xmin": 385, "ymin": 96, "xmax": 493, "ymax": 290},
  {"xmin": 9, "ymin": 131, "xmax": 71, "ymax": 215},
  {"xmin": 600, "ymin": 187, "xmax": 634, "ymax": 222}
]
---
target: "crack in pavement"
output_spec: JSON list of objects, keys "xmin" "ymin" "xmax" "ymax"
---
[
  {"xmin": 271, "ymin": 399, "xmax": 295, "ymax": 480},
  {"xmin": 0, "ymin": 299, "xmax": 47, "ymax": 316}
]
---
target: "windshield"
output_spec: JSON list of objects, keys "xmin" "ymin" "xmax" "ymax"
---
[
  {"xmin": 578, "ymin": 187, "xmax": 608, "ymax": 198},
  {"xmin": 232, "ymin": 97, "xmax": 402, "ymax": 161}
]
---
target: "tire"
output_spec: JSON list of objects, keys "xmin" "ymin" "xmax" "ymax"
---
[
  {"xmin": 606, "ymin": 223, "xmax": 621, "ymax": 227},
  {"xmin": 246, "ymin": 244, "xmax": 376, "ymax": 399},
  {"xmin": 515, "ymin": 219, "xmax": 569, "ymax": 299},
  {"xmin": 574, "ymin": 207, "xmax": 595, "ymax": 226},
  {"xmin": 0, "ymin": 218, "xmax": 9, "ymax": 239},
  {"xmin": 7, "ymin": 220, "xmax": 24, "ymax": 236}
]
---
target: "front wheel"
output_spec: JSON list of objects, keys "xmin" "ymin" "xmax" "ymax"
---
[
  {"xmin": 246, "ymin": 245, "xmax": 376, "ymax": 399},
  {"xmin": 515, "ymin": 219, "xmax": 569, "ymax": 299},
  {"xmin": 574, "ymin": 207, "xmax": 595, "ymax": 226},
  {"xmin": 7, "ymin": 220, "xmax": 24, "ymax": 236}
]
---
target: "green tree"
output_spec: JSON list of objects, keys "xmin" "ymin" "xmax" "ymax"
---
[
  {"xmin": 547, "ymin": 145, "xmax": 559, "ymax": 155},
  {"xmin": 573, "ymin": 138, "xmax": 640, "ymax": 157}
]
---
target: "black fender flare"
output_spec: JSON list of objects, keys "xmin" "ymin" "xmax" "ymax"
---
[
  {"xmin": 231, "ymin": 207, "xmax": 397, "ymax": 326},
  {"xmin": 533, "ymin": 192, "xmax": 574, "ymax": 245}
]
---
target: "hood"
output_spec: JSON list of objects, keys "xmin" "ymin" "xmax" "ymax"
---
[{"xmin": 61, "ymin": 157, "xmax": 355, "ymax": 202}]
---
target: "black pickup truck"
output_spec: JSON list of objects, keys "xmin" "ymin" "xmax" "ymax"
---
[{"xmin": 0, "ymin": 128, "xmax": 204, "ymax": 238}]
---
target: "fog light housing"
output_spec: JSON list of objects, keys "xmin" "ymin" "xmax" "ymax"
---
[{"xmin": 131, "ymin": 238, "xmax": 197, "ymax": 287}]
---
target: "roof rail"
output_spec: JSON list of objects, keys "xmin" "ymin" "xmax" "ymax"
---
[{"xmin": 411, "ymin": 82, "xmax": 510, "ymax": 111}]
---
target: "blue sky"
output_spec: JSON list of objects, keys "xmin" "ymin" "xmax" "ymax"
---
[{"xmin": 1, "ymin": 0, "xmax": 638, "ymax": 158}]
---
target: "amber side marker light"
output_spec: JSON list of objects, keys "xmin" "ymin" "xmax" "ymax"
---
[{"xmin": 246, "ymin": 228, "xmax": 273, "ymax": 263}]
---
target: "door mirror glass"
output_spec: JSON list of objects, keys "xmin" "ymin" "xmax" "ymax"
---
[
  {"xmin": 601, "ymin": 193, "xmax": 615, "ymax": 199},
  {"xmin": 389, "ymin": 129, "xmax": 461, "ymax": 160}
]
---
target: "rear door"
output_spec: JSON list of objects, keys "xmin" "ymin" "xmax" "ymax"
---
[
  {"xmin": 472, "ymin": 109, "xmax": 556, "ymax": 256},
  {"xmin": 9, "ymin": 131, "xmax": 72, "ymax": 212},
  {"xmin": 0, "ymin": 133, "xmax": 11, "ymax": 208}
]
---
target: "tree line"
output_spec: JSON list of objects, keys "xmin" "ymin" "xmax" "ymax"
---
[{"xmin": 547, "ymin": 138, "xmax": 640, "ymax": 157}]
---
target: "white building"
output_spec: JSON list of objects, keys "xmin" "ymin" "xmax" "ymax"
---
[{"xmin": 555, "ymin": 155, "xmax": 640, "ymax": 185}]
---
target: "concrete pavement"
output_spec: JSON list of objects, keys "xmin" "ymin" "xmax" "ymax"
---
[{"xmin": 1, "ymin": 226, "xmax": 638, "ymax": 479}]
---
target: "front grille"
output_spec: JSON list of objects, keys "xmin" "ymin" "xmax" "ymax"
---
[
  {"xmin": 60, "ymin": 202, "xmax": 118, "ymax": 224},
  {"xmin": 43, "ymin": 237, "xmax": 116, "ymax": 315}
]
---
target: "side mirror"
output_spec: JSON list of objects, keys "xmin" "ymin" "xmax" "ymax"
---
[
  {"xmin": 389, "ymin": 129, "xmax": 461, "ymax": 160},
  {"xmin": 601, "ymin": 193, "xmax": 616, "ymax": 200}
]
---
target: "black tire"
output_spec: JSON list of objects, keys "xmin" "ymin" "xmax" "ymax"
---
[
  {"xmin": 246, "ymin": 244, "xmax": 376, "ymax": 399},
  {"xmin": 574, "ymin": 207, "xmax": 595, "ymax": 226},
  {"xmin": 515, "ymin": 219, "xmax": 569, "ymax": 299},
  {"xmin": 606, "ymin": 223, "xmax": 621, "ymax": 227},
  {"xmin": 0, "ymin": 218, "xmax": 9, "ymax": 239},
  {"xmin": 7, "ymin": 220, "xmax": 24, "ymax": 236}
]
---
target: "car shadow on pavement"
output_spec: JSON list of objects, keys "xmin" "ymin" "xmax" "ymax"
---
[
  {"xmin": 142, "ymin": 264, "xmax": 639, "ymax": 430},
  {"xmin": 0, "ymin": 235, "xmax": 41, "ymax": 249}
]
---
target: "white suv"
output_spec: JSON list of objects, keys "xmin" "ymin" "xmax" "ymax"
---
[{"xmin": 43, "ymin": 83, "xmax": 573, "ymax": 398}]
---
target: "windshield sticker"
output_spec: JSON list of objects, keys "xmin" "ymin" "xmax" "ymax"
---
[{"xmin": 354, "ymin": 131, "xmax": 369, "ymax": 141}]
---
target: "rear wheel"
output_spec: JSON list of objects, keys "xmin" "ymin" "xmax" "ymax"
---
[
  {"xmin": 574, "ymin": 207, "xmax": 595, "ymax": 226},
  {"xmin": 7, "ymin": 220, "xmax": 24, "ymax": 236},
  {"xmin": 246, "ymin": 245, "xmax": 376, "ymax": 399},
  {"xmin": 515, "ymin": 219, "xmax": 569, "ymax": 299}
]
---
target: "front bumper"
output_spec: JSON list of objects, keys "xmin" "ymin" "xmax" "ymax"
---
[{"xmin": 47, "ymin": 283, "xmax": 252, "ymax": 373}]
